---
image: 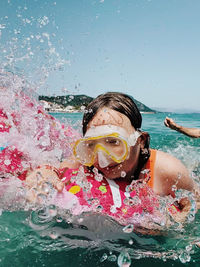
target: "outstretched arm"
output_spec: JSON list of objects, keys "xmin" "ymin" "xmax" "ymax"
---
[{"xmin": 164, "ymin": 117, "xmax": 200, "ymax": 138}]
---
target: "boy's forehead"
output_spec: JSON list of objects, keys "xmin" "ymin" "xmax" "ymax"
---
[{"xmin": 88, "ymin": 108, "xmax": 135, "ymax": 134}]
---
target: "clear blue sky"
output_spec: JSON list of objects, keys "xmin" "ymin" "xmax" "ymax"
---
[{"xmin": 0, "ymin": 0, "xmax": 200, "ymax": 111}]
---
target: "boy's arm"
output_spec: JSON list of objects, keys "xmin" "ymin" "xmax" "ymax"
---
[{"xmin": 154, "ymin": 151, "xmax": 194, "ymax": 197}]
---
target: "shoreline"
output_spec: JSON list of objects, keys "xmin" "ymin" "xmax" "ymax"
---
[
  {"xmin": 140, "ymin": 111, "xmax": 156, "ymax": 114},
  {"xmin": 48, "ymin": 110, "xmax": 82, "ymax": 113},
  {"xmin": 48, "ymin": 110, "xmax": 156, "ymax": 114}
]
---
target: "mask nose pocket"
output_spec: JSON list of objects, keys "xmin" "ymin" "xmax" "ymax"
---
[{"xmin": 97, "ymin": 151, "xmax": 112, "ymax": 168}]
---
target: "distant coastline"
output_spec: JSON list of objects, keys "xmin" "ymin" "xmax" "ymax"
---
[
  {"xmin": 140, "ymin": 111, "xmax": 156, "ymax": 114},
  {"xmin": 39, "ymin": 94, "xmax": 157, "ymax": 114}
]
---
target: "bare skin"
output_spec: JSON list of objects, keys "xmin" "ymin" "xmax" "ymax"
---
[
  {"xmin": 152, "ymin": 150, "xmax": 194, "ymax": 197},
  {"xmin": 164, "ymin": 117, "xmax": 200, "ymax": 138}
]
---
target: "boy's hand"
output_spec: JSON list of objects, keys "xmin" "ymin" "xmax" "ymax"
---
[{"xmin": 25, "ymin": 166, "xmax": 64, "ymax": 203}]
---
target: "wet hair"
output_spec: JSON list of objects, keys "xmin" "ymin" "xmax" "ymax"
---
[
  {"xmin": 82, "ymin": 92, "xmax": 150, "ymax": 179},
  {"xmin": 82, "ymin": 92, "xmax": 142, "ymax": 135}
]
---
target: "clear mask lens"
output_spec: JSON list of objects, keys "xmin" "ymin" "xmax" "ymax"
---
[{"xmin": 74, "ymin": 135, "xmax": 128, "ymax": 166}]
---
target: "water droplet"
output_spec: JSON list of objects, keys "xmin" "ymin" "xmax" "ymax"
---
[
  {"xmin": 49, "ymin": 230, "xmax": 59, "ymax": 239},
  {"xmin": 93, "ymin": 168, "xmax": 103, "ymax": 182},
  {"xmin": 194, "ymin": 241, "xmax": 200, "ymax": 248},
  {"xmin": 77, "ymin": 217, "xmax": 83, "ymax": 223},
  {"xmin": 100, "ymin": 253, "xmax": 107, "ymax": 262},
  {"xmin": 132, "ymin": 251, "xmax": 142, "ymax": 259},
  {"xmin": 177, "ymin": 173, "xmax": 182, "ymax": 179},
  {"xmin": 4, "ymin": 159, "xmax": 11, "ymax": 165},
  {"xmin": 0, "ymin": 24, "xmax": 6, "ymax": 29},
  {"xmin": 121, "ymin": 171, "xmax": 126, "ymax": 178},
  {"xmin": 185, "ymin": 244, "xmax": 193, "ymax": 252},
  {"xmin": 41, "ymin": 182, "xmax": 52, "ymax": 193},
  {"xmin": 48, "ymin": 205, "xmax": 57, "ymax": 217},
  {"xmin": 117, "ymin": 250, "xmax": 131, "ymax": 267},
  {"xmin": 80, "ymin": 105, "xmax": 85, "ymax": 111},
  {"xmin": 124, "ymin": 196, "xmax": 141, "ymax": 206},
  {"xmin": 179, "ymin": 251, "xmax": 191, "ymax": 263},
  {"xmin": 36, "ymin": 193, "xmax": 47, "ymax": 204},
  {"xmin": 128, "ymin": 239, "xmax": 133, "ymax": 245},
  {"xmin": 188, "ymin": 213, "xmax": 195, "ymax": 222},
  {"xmin": 37, "ymin": 16, "xmax": 49, "ymax": 27},
  {"xmin": 96, "ymin": 205, "xmax": 103, "ymax": 212},
  {"xmin": 82, "ymin": 181, "xmax": 91, "ymax": 192},
  {"xmin": 122, "ymin": 224, "xmax": 134, "ymax": 233},
  {"xmin": 124, "ymin": 192, "xmax": 130, "ymax": 198},
  {"xmin": 110, "ymin": 205, "xmax": 117, "ymax": 214},
  {"xmin": 172, "ymin": 185, "xmax": 177, "ymax": 192},
  {"xmin": 56, "ymin": 217, "xmax": 63, "ymax": 223},
  {"xmin": 108, "ymin": 254, "xmax": 117, "ymax": 262}
]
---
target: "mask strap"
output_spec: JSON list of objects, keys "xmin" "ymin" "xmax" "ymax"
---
[
  {"xmin": 128, "ymin": 131, "xmax": 141, "ymax": 146},
  {"xmin": 105, "ymin": 178, "xmax": 122, "ymax": 210}
]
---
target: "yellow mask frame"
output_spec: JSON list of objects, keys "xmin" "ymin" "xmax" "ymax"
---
[{"xmin": 73, "ymin": 125, "xmax": 140, "ymax": 167}]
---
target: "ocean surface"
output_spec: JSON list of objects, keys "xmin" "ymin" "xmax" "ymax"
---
[{"xmin": 0, "ymin": 112, "xmax": 200, "ymax": 267}]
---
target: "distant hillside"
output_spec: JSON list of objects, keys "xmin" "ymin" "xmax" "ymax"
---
[
  {"xmin": 129, "ymin": 97, "xmax": 156, "ymax": 113},
  {"xmin": 39, "ymin": 94, "xmax": 156, "ymax": 113}
]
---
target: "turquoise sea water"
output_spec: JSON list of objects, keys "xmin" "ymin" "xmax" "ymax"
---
[{"xmin": 0, "ymin": 112, "xmax": 200, "ymax": 267}]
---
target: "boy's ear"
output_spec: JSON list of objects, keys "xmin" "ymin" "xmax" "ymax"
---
[{"xmin": 138, "ymin": 131, "xmax": 150, "ymax": 149}]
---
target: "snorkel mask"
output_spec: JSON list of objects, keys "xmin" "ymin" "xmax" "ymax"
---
[{"xmin": 73, "ymin": 125, "xmax": 140, "ymax": 168}]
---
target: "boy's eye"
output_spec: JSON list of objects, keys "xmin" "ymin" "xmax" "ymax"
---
[
  {"xmin": 105, "ymin": 138, "xmax": 120, "ymax": 145},
  {"xmin": 86, "ymin": 141, "xmax": 95, "ymax": 148}
]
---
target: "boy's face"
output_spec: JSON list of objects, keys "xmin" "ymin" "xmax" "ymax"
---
[{"xmin": 87, "ymin": 108, "xmax": 141, "ymax": 179}]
